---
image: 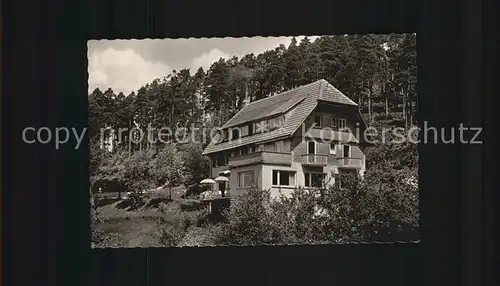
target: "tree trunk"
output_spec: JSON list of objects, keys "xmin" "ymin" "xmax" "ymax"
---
[
  {"xmin": 171, "ymin": 105, "xmax": 175, "ymax": 127},
  {"xmin": 385, "ymin": 97, "xmax": 389, "ymax": 116},
  {"xmin": 383, "ymin": 80, "xmax": 389, "ymax": 116},
  {"xmin": 401, "ymin": 87, "xmax": 407, "ymax": 129},
  {"xmin": 89, "ymin": 183, "xmax": 95, "ymax": 208},
  {"xmin": 408, "ymin": 93, "xmax": 413, "ymax": 127},
  {"xmin": 128, "ymin": 120, "xmax": 132, "ymax": 157},
  {"xmin": 413, "ymin": 94, "xmax": 418, "ymax": 124},
  {"xmin": 368, "ymin": 82, "xmax": 372, "ymax": 125}
]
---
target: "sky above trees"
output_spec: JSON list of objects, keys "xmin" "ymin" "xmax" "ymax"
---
[{"xmin": 88, "ymin": 36, "xmax": 320, "ymax": 94}]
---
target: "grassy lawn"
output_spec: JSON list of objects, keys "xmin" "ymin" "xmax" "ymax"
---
[{"xmin": 92, "ymin": 186, "xmax": 211, "ymax": 248}]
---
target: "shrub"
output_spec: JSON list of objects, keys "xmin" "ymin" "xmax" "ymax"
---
[
  {"xmin": 158, "ymin": 224, "xmax": 185, "ymax": 247},
  {"xmin": 127, "ymin": 190, "xmax": 150, "ymax": 210},
  {"xmin": 196, "ymin": 208, "xmax": 210, "ymax": 226},
  {"xmin": 271, "ymin": 188, "xmax": 325, "ymax": 244},
  {"xmin": 206, "ymin": 188, "xmax": 284, "ymax": 245},
  {"xmin": 204, "ymin": 170, "xmax": 419, "ymax": 246},
  {"xmin": 91, "ymin": 228, "xmax": 123, "ymax": 248}
]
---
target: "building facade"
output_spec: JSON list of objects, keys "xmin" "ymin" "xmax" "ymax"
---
[{"xmin": 202, "ymin": 79, "xmax": 368, "ymax": 199}]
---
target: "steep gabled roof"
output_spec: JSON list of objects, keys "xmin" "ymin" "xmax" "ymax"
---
[{"xmin": 202, "ymin": 79, "xmax": 359, "ymax": 155}]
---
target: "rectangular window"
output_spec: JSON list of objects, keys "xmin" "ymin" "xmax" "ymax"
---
[
  {"xmin": 254, "ymin": 120, "xmax": 268, "ymax": 134},
  {"xmin": 331, "ymin": 117, "xmax": 346, "ymax": 130},
  {"xmin": 304, "ymin": 173, "xmax": 326, "ymax": 187},
  {"xmin": 230, "ymin": 151, "xmax": 235, "ymax": 157},
  {"xmin": 281, "ymin": 171, "xmax": 293, "ymax": 185},
  {"xmin": 330, "ymin": 142, "xmax": 337, "ymax": 155},
  {"xmin": 238, "ymin": 170, "xmax": 255, "ymax": 188},
  {"xmin": 342, "ymin": 145, "xmax": 351, "ymax": 158},
  {"xmin": 338, "ymin": 118, "xmax": 346, "ymax": 130},
  {"xmin": 216, "ymin": 155, "xmax": 226, "ymax": 166},
  {"xmin": 311, "ymin": 173, "xmax": 323, "ymax": 188},
  {"xmin": 331, "ymin": 117, "xmax": 337, "ymax": 129},
  {"xmin": 241, "ymin": 147, "xmax": 248, "ymax": 155},
  {"xmin": 249, "ymin": 146, "xmax": 255, "ymax": 153},
  {"xmin": 272, "ymin": 170, "xmax": 296, "ymax": 186},
  {"xmin": 314, "ymin": 115, "xmax": 322, "ymax": 127},
  {"xmin": 241, "ymin": 125, "xmax": 249, "ymax": 137},
  {"xmin": 268, "ymin": 116, "xmax": 284, "ymax": 131},
  {"xmin": 308, "ymin": 141, "xmax": 316, "ymax": 154},
  {"xmin": 268, "ymin": 118, "xmax": 277, "ymax": 130}
]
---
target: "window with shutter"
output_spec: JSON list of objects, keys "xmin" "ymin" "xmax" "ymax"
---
[{"xmin": 330, "ymin": 142, "xmax": 337, "ymax": 155}]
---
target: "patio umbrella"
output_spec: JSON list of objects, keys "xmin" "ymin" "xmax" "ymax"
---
[
  {"xmin": 214, "ymin": 176, "xmax": 229, "ymax": 182},
  {"xmin": 200, "ymin": 178, "xmax": 216, "ymax": 184},
  {"xmin": 219, "ymin": 170, "xmax": 231, "ymax": 175}
]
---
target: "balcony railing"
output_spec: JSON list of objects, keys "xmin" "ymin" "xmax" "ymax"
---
[
  {"xmin": 301, "ymin": 154, "xmax": 328, "ymax": 166},
  {"xmin": 337, "ymin": 157, "xmax": 363, "ymax": 169},
  {"xmin": 228, "ymin": 151, "xmax": 292, "ymax": 167}
]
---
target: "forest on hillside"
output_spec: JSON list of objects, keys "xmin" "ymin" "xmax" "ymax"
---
[
  {"xmin": 90, "ymin": 34, "xmax": 419, "ymax": 247},
  {"xmin": 89, "ymin": 33, "xmax": 417, "ymax": 195},
  {"xmin": 89, "ymin": 34, "xmax": 416, "ymax": 150}
]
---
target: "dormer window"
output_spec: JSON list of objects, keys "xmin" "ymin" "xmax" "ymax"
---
[
  {"xmin": 231, "ymin": 128, "xmax": 240, "ymax": 140},
  {"xmin": 331, "ymin": 117, "xmax": 347, "ymax": 130},
  {"xmin": 331, "ymin": 117, "xmax": 337, "ymax": 129},
  {"xmin": 253, "ymin": 120, "xmax": 268, "ymax": 134},
  {"xmin": 241, "ymin": 125, "xmax": 249, "ymax": 137},
  {"xmin": 268, "ymin": 116, "xmax": 285, "ymax": 131},
  {"xmin": 338, "ymin": 118, "xmax": 346, "ymax": 130},
  {"xmin": 314, "ymin": 115, "xmax": 322, "ymax": 127}
]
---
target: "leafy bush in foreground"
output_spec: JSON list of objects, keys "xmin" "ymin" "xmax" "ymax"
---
[
  {"xmin": 206, "ymin": 169, "xmax": 419, "ymax": 245},
  {"xmin": 158, "ymin": 224, "xmax": 186, "ymax": 247},
  {"xmin": 92, "ymin": 228, "xmax": 124, "ymax": 248}
]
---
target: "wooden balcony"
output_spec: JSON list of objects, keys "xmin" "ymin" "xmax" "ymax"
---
[
  {"xmin": 228, "ymin": 151, "xmax": 292, "ymax": 168},
  {"xmin": 301, "ymin": 154, "xmax": 328, "ymax": 166},
  {"xmin": 337, "ymin": 157, "xmax": 363, "ymax": 169}
]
